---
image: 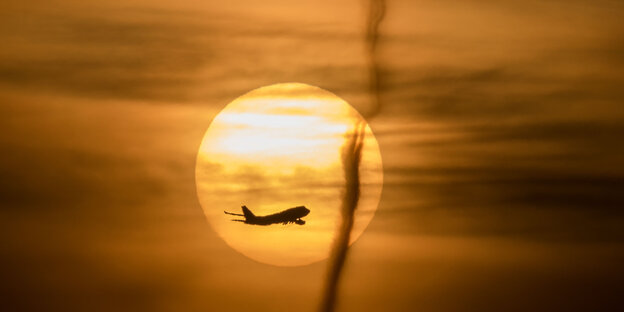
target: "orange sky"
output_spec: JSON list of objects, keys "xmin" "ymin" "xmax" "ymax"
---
[{"xmin": 1, "ymin": 0, "xmax": 624, "ymax": 311}]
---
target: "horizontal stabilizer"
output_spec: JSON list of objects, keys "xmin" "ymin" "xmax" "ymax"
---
[{"xmin": 224, "ymin": 211, "xmax": 244, "ymax": 217}]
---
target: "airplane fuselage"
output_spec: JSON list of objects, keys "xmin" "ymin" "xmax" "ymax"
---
[
  {"xmin": 225, "ymin": 205, "xmax": 310, "ymax": 225},
  {"xmin": 246, "ymin": 206, "xmax": 310, "ymax": 225}
]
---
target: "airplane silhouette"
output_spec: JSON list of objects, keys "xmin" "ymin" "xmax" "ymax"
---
[{"xmin": 224, "ymin": 205, "xmax": 310, "ymax": 225}]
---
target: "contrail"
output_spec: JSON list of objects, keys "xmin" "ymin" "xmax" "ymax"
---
[
  {"xmin": 364, "ymin": 0, "xmax": 386, "ymax": 118},
  {"xmin": 320, "ymin": 121, "xmax": 366, "ymax": 312},
  {"xmin": 320, "ymin": 1, "xmax": 386, "ymax": 311}
]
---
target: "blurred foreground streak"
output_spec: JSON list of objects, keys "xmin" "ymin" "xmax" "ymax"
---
[
  {"xmin": 1, "ymin": 0, "xmax": 624, "ymax": 311},
  {"xmin": 321, "ymin": 0, "xmax": 385, "ymax": 311}
]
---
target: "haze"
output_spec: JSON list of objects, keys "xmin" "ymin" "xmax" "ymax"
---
[{"xmin": 1, "ymin": 0, "xmax": 624, "ymax": 311}]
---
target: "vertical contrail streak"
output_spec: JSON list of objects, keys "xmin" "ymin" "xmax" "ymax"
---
[
  {"xmin": 364, "ymin": 0, "xmax": 386, "ymax": 118},
  {"xmin": 320, "ymin": 1, "xmax": 386, "ymax": 312},
  {"xmin": 320, "ymin": 121, "xmax": 366, "ymax": 312}
]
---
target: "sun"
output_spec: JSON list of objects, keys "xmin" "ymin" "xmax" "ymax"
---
[{"xmin": 195, "ymin": 83, "xmax": 383, "ymax": 266}]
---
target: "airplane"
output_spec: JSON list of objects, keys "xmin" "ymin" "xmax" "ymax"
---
[{"xmin": 224, "ymin": 205, "xmax": 310, "ymax": 225}]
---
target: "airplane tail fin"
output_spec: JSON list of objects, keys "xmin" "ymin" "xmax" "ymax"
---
[{"xmin": 241, "ymin": 205, "xmax": 255, "ymax": 220}]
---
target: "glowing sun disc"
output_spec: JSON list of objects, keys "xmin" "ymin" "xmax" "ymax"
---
[{"xmin": 195, "ymin": 83, "xmax": 383, "ymax": 266}]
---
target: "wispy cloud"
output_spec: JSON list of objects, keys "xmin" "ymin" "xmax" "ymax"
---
[{"xmin": 2, "ymin": 0, "xmax": 624, "ymax": 311}]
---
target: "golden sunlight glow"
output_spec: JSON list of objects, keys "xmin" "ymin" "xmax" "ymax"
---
[{"xmin": 195, "ymin": 83, "xmax": 383, "ymax": 266}]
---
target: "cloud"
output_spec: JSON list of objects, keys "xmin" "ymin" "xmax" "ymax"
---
[
  {"xmin": 0, "ymin": 8, "xmax": 215, "ymax": 101},
  {"xmin": 2, "ymin": 0, "xmax": 624, "ymax": 311}
]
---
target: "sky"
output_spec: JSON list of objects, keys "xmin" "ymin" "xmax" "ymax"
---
[{"xmin": 1, "ymin": 0, "xmax": 624, "ymax": 311}]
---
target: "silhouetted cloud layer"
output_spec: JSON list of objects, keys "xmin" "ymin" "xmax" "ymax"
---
[{"xmin": 1, "ymin": 0, "xmax": 624, "ymax": 311}]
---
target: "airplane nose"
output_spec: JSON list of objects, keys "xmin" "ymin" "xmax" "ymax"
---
[{"xmin": 304, "ymin": 207, "xmax": 310, "ymax": 215}]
